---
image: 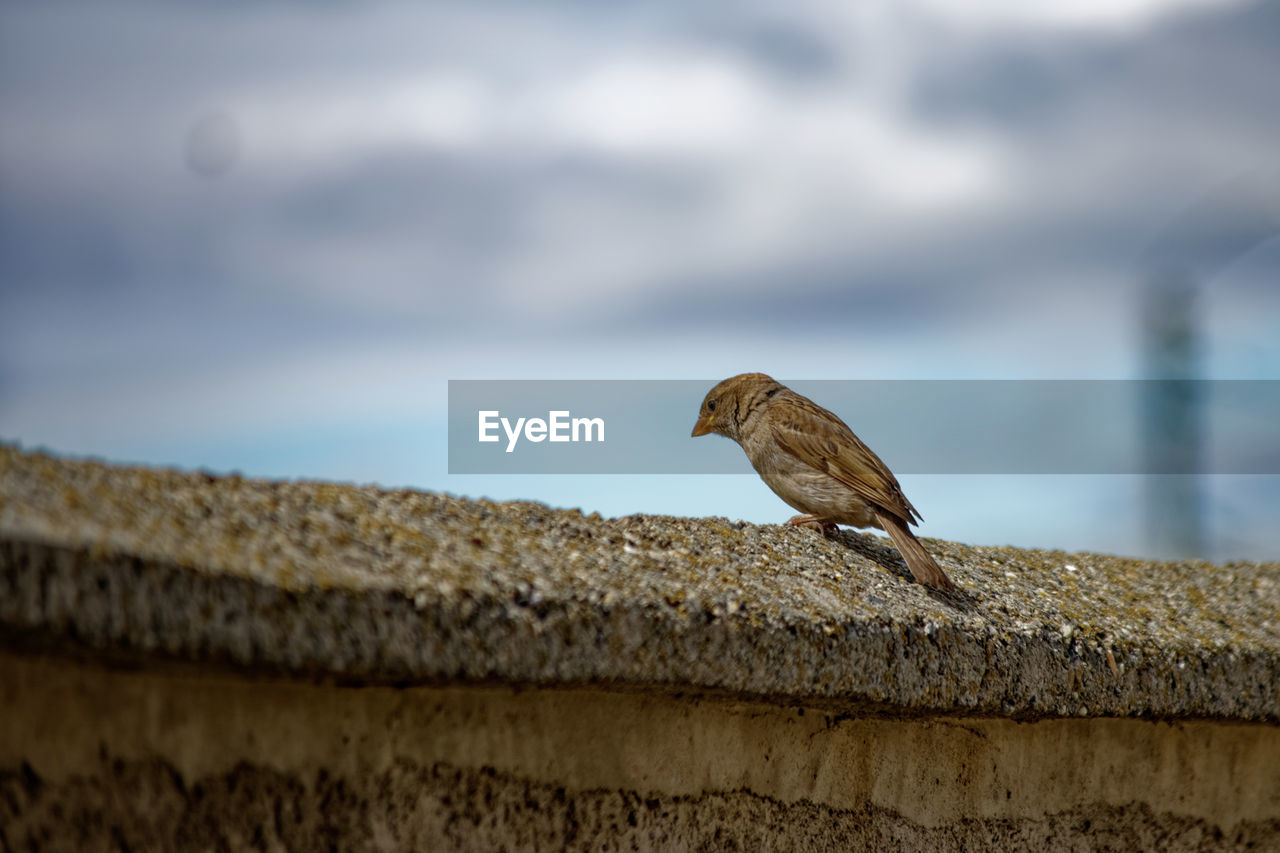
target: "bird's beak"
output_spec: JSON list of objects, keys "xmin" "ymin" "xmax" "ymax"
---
[{"xmin": 691, "ymin": 416, "xmax": 713, "ymax": 437}]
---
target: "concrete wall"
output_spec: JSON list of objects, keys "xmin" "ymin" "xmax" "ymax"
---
[
  {"xmin": 6, "ymin": 652, "xmax": 1279, "ymax": 850},
  {"xmin": 2, "ymin": 446, "xmax": 1278, "ymax": 850}
]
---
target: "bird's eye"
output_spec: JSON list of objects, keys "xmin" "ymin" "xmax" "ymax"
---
[{"xmin": 707, "ymin": 400, "xmax": 717, "ymax": 411}]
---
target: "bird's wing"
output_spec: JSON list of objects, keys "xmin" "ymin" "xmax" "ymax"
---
[{"xmin": 770, "ymin": 395, "xmax": 923, "ymax": 525}]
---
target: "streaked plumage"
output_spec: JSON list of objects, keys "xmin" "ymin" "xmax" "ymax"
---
[{"xmin": 691, "ymin": 372, "xmax": 955, "ymax": 591}]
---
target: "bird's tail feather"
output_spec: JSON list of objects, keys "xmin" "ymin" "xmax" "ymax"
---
[{"xmin": 875, "ymin": 510, "xmax": 955, "ymax": 591}]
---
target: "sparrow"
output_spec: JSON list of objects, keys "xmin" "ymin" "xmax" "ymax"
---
[{"xmin": 691, "ymin": 373, "xmax": 955, "ymax": 591}]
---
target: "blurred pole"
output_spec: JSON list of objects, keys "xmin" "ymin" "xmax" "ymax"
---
[{"xmin": 1141, "ymin": 274, "xmax": 1205, "ymax": 559}]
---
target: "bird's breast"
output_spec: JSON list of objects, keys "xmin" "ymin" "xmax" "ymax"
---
[{"xmin": 739, "ymin": 429, "xmax": 879, "ymax": 528}]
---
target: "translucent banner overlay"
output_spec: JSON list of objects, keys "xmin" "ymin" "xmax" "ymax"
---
[{"xmin": 447, "ymin": 380, "xmax": 1280, "ymax": 474}]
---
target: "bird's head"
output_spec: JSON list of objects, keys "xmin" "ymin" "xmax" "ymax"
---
[{"xmin": 691, "ymin": 372, "xmax": 782, "ymax": 442}]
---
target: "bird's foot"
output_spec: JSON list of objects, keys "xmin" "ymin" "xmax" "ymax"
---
[{"xmin": 787, "ymin": 515, "xmax": 838, "ymax": 536}]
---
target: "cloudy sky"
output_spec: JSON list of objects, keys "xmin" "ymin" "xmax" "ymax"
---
[{"xmin": 2, "ymin": 0, "xmax": 1278, "ymax": 561}]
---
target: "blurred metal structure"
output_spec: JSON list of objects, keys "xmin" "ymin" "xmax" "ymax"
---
[
  {"xmin": 1140, "ymin": 275, "xmax": 1205, "ymax": 559},
  {"xmin": 1138, "ymin": 171, "xmax": 1280, "ymax": 560}
]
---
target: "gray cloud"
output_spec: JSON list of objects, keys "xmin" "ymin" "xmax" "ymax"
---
[{"xmin": 2, "ymin": 0, "xmax": 1279, "ymax": 559}]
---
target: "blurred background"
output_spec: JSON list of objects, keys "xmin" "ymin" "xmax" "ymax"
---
[{"xmin": 2, "ymin": 0, "xmax": 1278, "ymax": 561}]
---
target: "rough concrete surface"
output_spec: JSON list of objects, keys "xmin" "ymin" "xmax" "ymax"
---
[
  {"xmin": 2, "ymin": 444, "xmax": 1280, "ymax": 850},
  {"xmin": 2, "ymin": 445, "xmax": 1277, "ymax": 719},
  {"xmin": 3, "ymin": 652, "xmax": 1278, "ymax": 852}
]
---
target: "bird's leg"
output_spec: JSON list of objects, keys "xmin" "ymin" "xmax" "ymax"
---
[{"xmin": 787, "ymin": 515, "xmax": 839, "ymax": 536}]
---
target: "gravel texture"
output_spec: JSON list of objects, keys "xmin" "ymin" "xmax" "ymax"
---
[
  {"xmin": 1, "ymin": 444, "xmax": 1277, "ymax": 719},
  {"xmin": 8, "ymin": 755, "xmax": 1275, "ymax": 852}
]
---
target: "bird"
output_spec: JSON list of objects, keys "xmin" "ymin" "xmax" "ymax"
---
[{"xmin": 691, "ymin": 372, "xmax": 955, "ymax": 591}]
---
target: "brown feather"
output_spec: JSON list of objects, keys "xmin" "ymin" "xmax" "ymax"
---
[
  {"xmin": 768, "ymin": 392, "xmax": 922, "ymax": 525},
  {"xmin": 875, "ymin": 510, "xmax": 955, "ymax": 591},
  {"xmin": 692, "ymin": 373, "xmax": 956, "ymax": 591}
]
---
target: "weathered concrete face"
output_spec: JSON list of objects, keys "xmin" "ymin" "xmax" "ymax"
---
[
  {"xmin": 4, "ymin": 652, "xmax": 1278, "ymax": 851},
  {"xmin": 2, "ymin": 445, "xmax": 1279, "ymax": 849}
]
